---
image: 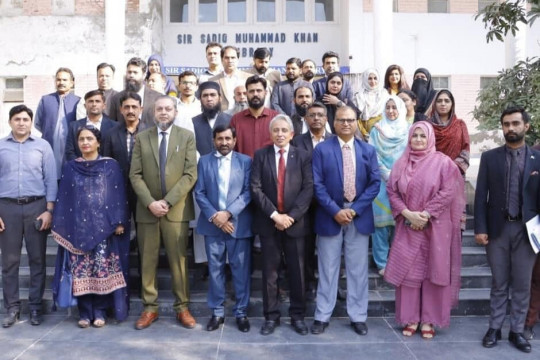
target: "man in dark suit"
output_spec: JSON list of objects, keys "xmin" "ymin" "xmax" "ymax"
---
[
  {"xmin": 65, "ymin": 90, "xmax": 117, "ymax": 161},
  {"xmin": 270, "ymin": 57, "xmax": 302, "ymax": 116},
  {"xmin": 109, "ymin": 57, "xmax": 161, "ymax": 128},
  {"xmin": 192, "ymin": 81, "xmax": 232, "ymax": 156},
  {"xmin": 475, "ymin": 107, "xmax": 540, "ymax": 353},
  {"xmin": 250, "ymin": 114, "xmax": 313, "ymax": 336},
  {"xmin": 311, "ymin": 106, "xmax": 380, "ymax": 336},
  {"xmin": 129, "ymin": 95, "xmax": 198, "ymax": 330},
  {"xmin": 195, "ymin": 125, "xmax": 253, "ymax": 333},
  {"xmin": 290, "ymin": 84, "xmax": 315, "ymax": 137}
]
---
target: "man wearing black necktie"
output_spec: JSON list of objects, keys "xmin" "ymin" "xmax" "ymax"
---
[
  {"xmin": 250, "ymin": 114, "xmax": 313, "ymax": 336},
  {"xmin": 475, "ymin": 107, "xmax": 540, "ymax": 353}
]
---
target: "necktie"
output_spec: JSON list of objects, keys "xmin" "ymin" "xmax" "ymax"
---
[
  {"xmin": 277, "ymin": 148, "xmax": 286, "ymax": 212},
  {"xmin": 343, "ymin": 144, "xmax": 356, "ymax": 202},
  {"xmin": 508, "ymin": 149, "xmax": 520, "ymax": 217},
  {"xmin": 218, "ymin": 156, "xmax": 227, "ymax": 210},
  {"xmin": 159, "ymin": 131, "xmax": 167, "ymax": 197}
]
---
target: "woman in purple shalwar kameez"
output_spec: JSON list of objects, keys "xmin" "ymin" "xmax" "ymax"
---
[
  {"xmin": 384, "ymin": 122, "xmax": 464, "ymax": 339},
  {"xmin": 52, "ymin": 126, "xmax": 130, "ymax": 328}
]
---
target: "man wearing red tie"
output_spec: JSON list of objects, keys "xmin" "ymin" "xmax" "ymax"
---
[{"xmin": 250, "ymin": 114, "xmax": 313, "ymax": 336}]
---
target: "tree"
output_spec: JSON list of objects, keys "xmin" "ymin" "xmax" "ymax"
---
[{"xmin": 474, "ymin": 0, "xmax": 540, "ymax": 144}]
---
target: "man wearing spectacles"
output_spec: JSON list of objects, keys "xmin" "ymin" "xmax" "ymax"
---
[
  {"xmin": 175, "ymin": 71, "xmax": 201, "ymax": 127},
  {"xmin": 311, "ymin": 106, "xmax": 380, "ymax": 336}
]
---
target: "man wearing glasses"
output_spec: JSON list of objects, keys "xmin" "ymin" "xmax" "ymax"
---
[
  {"xmin": 175, "ymin": 71, "xmax": 201, "ymax": 126},
  {"xmin": 310, "ymin": 106, "xmax": 380, "ymax": 336}
]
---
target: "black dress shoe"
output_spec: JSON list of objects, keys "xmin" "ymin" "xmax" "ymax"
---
[
  {"xmin": 2, "ymin": 311, "xmax": 20, "ymax": 328},
  {"xmin": 524, "ymin": 326, "xmax": 535, "ymax": 340},
  {"xmin": 311, "ymin": 320, "xmax": 329, "ymax": 334},
  {"xmin": 29, "ymin": 310, "xmax": 41, "ymax": 326},
  {"xmin": 260, "ymin": 319, "xmax": 280, "ymax": 336},
  {"xmin": 508, "ymin": 331, "xmax": 532, "ymax": 353},
  {"xmin": 351, "ymin": 321, "xmax": 368, "ymax": 335},
  {"xmin": 236, "ymin": 316, "xmax": 250, "ymax": 332},
  {"xmin": 291, "ymin": 319, "xmax": 308, "ymax": 335},
  {"xmin": 482, "ymin": 328, "xmax": 501, "ymax": 348},
  {"xmin": 206, "ymin": 316, "xmax": 224, "ymax": 331}
]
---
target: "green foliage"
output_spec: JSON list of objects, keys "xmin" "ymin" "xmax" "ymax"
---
[
  {"xmin": 473, "ymin": 58, "xmax": 540, "ymax": 144},
  {"xmin": 475, "ymin": 0, "xmax": 540, "ymax": 43}
]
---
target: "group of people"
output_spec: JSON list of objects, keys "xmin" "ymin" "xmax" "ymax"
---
[{"xmin": 0, "ymin": 44, "xmax": 538, "ymax": 354}]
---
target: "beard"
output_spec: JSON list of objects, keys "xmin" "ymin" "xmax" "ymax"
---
[
  {"xmin": 303, "ymin": 71, "xmax": 314, "ymax": 81},
  {"xmin": 295, "ymin": 103, "xmax": 309, "ymax": 117},
  {"xmin": 125, "ymin": 78, "xmax": 143, "ymax": 92},
  {"xmin": 504, "ymin": 131, "xmax": 526, "ymax": 144},
  {"xmin": 248, "ymin": 97, "xmax": 264, "ymax": 110},
  {"xmin": 202, "ymin": 102, "xmax": 221, "ymax": 119}
]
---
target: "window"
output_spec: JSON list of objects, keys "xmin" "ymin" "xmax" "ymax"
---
[
  {"xmin": 428, "ymin": 0, "xmax": 448, "ymax": 13},
  {"xmin": 480, "ymin": 76, "xmax": 497, "ymax": 89},
  {"xmin": 170, "ymin": 0, "xmax": 189, "ymax": 22},
  {"xmin": 315, "ymin": 0, "xmax": 334, "ymax": 21},
  {"xmin": 286, "ymin": 0, "xmax": 305, "ymax": 22},
  {"xmin": 199, "ymin": 0, "xmax": 217, "ymax": 22},
  {"xmin": 228, "ymin": 0, "xmax": 246, "ymax": 22},
  {"xmin": 432, "ymin": 76, "xmax": 450, "ymax": 90},
  {"xmin": 478, "ymin": 0, "xmax": 497, "ymax": 12},
  {"xmin": 257, "ymin": 0, "xmax": 276, "ymax": 22},
  {"xmin": 3, "ymin": 78, "xmax": 24, "ymax": 102}
]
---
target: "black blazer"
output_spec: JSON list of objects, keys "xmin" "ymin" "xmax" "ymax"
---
[
  {"xmin": 65, "ymin": 116, "xmax": 118, "ymax": 161},
  {"xmin": 474, "ymin": 145, "xmax": 540, "ymax": 238},
  {"xmin": 290, "ymin": 131, "xmax": 334, "ymax": 156},
  {"xmin": 250, "ymin": 144, "xmax": 313, "ymax": 238},
  {"xmin": 192, "ymin": 112, "xmax": 232, "ymax": 156}
]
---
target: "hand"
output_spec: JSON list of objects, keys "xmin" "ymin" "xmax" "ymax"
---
[
  {"xmin": 475, "ymin": 233, "xmax": 489, "ymax": 246},
  {"xmin": 221, "ymin": 221, "xmax": 235, "ymax": 234},
  {"xmin": 322, "ymin": 94, "xmax": 340, "ymax": 106},
  {"xmin": 0, "ymin": 217, "xmax": 4, "ymax": 232},
  {"xmin": 148, "ymin": 201, "xmax": 169, "ymax": 217},
  {"xmin": 212, "ymin": 211, "xmax": 231, "ymax": 228},
  {"xmin": 36, "ymin": 211, "xmax": 52, "ymax": 231},
  {"xmin": 334, "ymin": 209, "xmax": 354, "ymax": 226},
  {"xmin": 115, "ymin": 225, "xmax": 125, "ymax": 235},
  {"xmin": 273, "ymin": 214, "xmax": 295, "ymax": 231},
  {"xmin": 402, "ymin": 209, "xmax": 428, "ymax": 229}
]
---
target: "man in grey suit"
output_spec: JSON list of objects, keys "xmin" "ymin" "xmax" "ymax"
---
[
  {"xmin": 195, "ymin": 125, "xmax": 253, "ymax": 333},
  {"xmin": 475, "ymin": 107, "xmax": 540, "ymax": 353},
  {"xmin": 109, "ymin": 57, "xmax": 162, "ymax": 128}
]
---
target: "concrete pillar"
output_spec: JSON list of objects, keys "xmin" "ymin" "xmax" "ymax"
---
[
  {"xmin": 505, "ymin": 0, "xmax": 527, "ymax": 67},
  {"xmin": 105, "ymin": 0, "xmax": 126, "ymax": 89},
  {"xmin": 373, "ymin": 0, "xmax": 393, "ymax": 73},
  {"xmin": 345, "ymin": 0, "xmax": 364, "ymax": 74}
]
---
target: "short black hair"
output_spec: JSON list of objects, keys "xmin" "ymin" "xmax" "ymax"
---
[
  {"xmin": 286, "ymin": 57, "xmax": 302, "ymax": 67},
  {"xmin": 245, "ymin": 75, "xmax": 267, "ymax": 90},
  {"xmin": 213, "ymin": 124, "xmax": 236, "ymax": 139},
  {"xmin": 76, "ymin": 125, "xmax": 102, "ymax": 144},
  {"xmin": 119, "ymin": 91, "xmax": 142, "ymax": 106},
  {"xmin": 126, "ymin": 57, "xmax": 147, "ymax": 73},
  {"xmin": 206, "ymin": 42, "xmax": 222, "ymax": 51},
  {"xmin": 9, "ymin": 104, "xmax": 33, "ymax": 121},
  {"xmin": 56, "ymin": 67, "xmax": 75, "ymax": 81},
  {"xmin": 84, "ymin": 89, "xmax": 105, "ymax": 101},
  {"xmin": 500, "ymin": 106, "xmax": 531, "ymax": 124},
  {"xmin": 322, "ymin": 51, "xmax": 339, "ymax": 63},
  {"xmin": 253, "ymin": 47, "xmax": 271, "ymax": 60},
  {"xmin": 96, "ymin": 62, "xmax": 115, "ymax": 73},
  {"xmin": 307, "ymin": 102, "xmax": 327, "ymax": 116},
  {"xmin": 221, "ymin": 45, "xmax": 240, "ymax": 59},
  {"xmin": 179, "ymin": 70, "xmax": 199, "ymax": 84}
]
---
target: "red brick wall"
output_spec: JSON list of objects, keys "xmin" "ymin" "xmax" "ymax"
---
[
  {"xmin": 23, "ymin": 0, "xmax": 52, "ymax": 15},
  {"xmin": 75, "ymin": 0, "xmax": 105, "ymax": 16},
  {"xmin": 397, "ymin": 0, "xmax": 427, "ymax": 13},
  {"xmin": 450, "ymin": 0, "xmax": 478, "ymax": 13}
]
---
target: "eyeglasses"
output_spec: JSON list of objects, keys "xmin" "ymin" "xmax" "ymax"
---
[{"xmin": 335, "ymin": 119, "xmax": 356, "ymax": 124}]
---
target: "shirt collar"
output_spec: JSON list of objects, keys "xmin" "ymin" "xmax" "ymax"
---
[
  {"xmin": 157, "ymin": 125, "xmax": 173, "ymax": 136},
  {"xmin": 215, "ymin": 150, "xmax": 233, "ymax": 160},
  {"xmin": 7, "ymin": 132, "xmax": 35, "ymax": 143},
  {"xmin": 337, "ymin": 136, "xmax": 354, "ymax": 149},
  {"xmin": 274, "ymin": 144, "xmax": 290, "ymax": 154}
]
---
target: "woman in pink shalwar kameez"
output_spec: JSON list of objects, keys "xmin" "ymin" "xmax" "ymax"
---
[{"xmin": 384, "ymin": 121, "xmax": 464, "ymax": 339}]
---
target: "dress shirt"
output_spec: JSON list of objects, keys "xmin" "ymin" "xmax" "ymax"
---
[
  {"xmin": 157, "ymin": 125, "xmax": 173, "ymax": 157},
  {"xmin": 223, "ymin": 71, "xmax": 244, "ymax": 109},
  {"xmin": 0, "ymin": 134, "xmax": 58, "ymax": 202},
  {"xmin": 208, "ymin": 114, "xmax": 218, "ymax": 129},
  {"xmin": 270, "ymin": 144, "xmax": 290, "ymax": 219},
  {"xmin": 311, "ymin": 131, "xmax": 327, "ymax": 148},
  {"xmin": 337, "ymin": 137, "xmax": 356, "ymax": 172},
  {"xmin": 214, "ymin": 150, "xmax": 232, "ymax": 210},
  {"xmin": 86, "ymin": 116, "xmax": 103, "ymax": 131}
]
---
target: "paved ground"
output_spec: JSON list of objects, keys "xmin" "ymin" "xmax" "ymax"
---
[{"xmin": 0, "ymin": 315, "xmax": 538, "ymax": 360}]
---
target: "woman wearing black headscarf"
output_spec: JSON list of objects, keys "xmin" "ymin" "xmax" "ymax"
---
[
  {"xmin": 317, "ymin": 72, "xmax": 357, "ymax": 133},
  {"xmin": 411, "ymin": 68, "xmax": 437, "ymax": 117}
]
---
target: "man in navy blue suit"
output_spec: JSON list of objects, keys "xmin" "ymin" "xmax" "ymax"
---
[
  {"xmin": 310, "ymin": 106, "xmax": 380, "ymax": 336},
  {"xmin": 194, "ymin": 125, "xmax": 253, "ymax": 333}
]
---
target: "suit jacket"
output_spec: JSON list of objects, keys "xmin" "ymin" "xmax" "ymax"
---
[
  {"xmin": 34, "ymin": 92, "xmax": 81, "ymax": 148},
  {"xmin": 129, "ymin": 125, "xmax": 197, "ymax": 223},
  {"xmin": 195, "ymin": 151, "xmax": 253, "ymax": 239},
  {"xmin": 270, "ymin": 79, "xmax": 296, "ymax": 116},
  {"xmin": 192, "ymin": 112, "xmax": 232, "ymax": 156},
  {"xmin": 291, "ymin": 114, "xmax": 304, "ymax": 137},
  {"xmin": 474, "ymin": 145, "xmax": 540, "ymax": 238},
  {"xmin": 250, "ymin": 145, "xmax": 313, "ymax": 238},
  {"xmin": 109, "ymin": 86, "xmax": 162, "ymax": 128},
  {"xmin": 65, "ymin": 116, "xmax": 118, "ymax": 161},
  {"xmin": 210, "ymin": 71, "xmax": 251, "ymax": 111},
  {"xmin": 291, "ymin": 131, "xmax": 334, "ymax": 156},
  {"xmin": 312, "ymin": 136, "xmax": 381, "ymax": 236}
]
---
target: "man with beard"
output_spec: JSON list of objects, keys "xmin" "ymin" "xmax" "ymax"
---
[
  {"xmin": 130, "ymin": 95, "xmax": 197, "ymax": 330},
  {"xmin": 271, "ymin": 57, "xmax": 303, "ymax": 116},
  {"xmin": 194, "ymin": 125, "xmax": 253, "ymax": 333},
  {"xmin": 475, "ymin": 107, "xmax": 540, "ymax": 353},
  {"xmin": 230, "ymin": 75, "xmax": 280, "ymax": 159},
  {"xmin": 301, "ymin": 59, "xmax": 317, "ymax": 83},
  {"xmin": 109, "ymin": 57, "xmax": 161, "ymax": 128},
  {"xmin": 225, "ymin": 85, "xmax": 248, "ymax": 116},
  {"xmin": 290, "ymin": 85, "xmax": 316, "ymax": 136},
  {"xmin": 246, "ymin": 48, "xmax": 282, "ymax": 107},
  {"xmin": 192, "ymin": 82, "xmax": 232, "ymax": 156}
]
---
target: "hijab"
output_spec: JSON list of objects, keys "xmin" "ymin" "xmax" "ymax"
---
[
  {"xmin": 355, "ymin": 68, "xmax": 389, "ymax": 121},
  {"xmin": 411, "ymin": 68, "xmax": 437, "ymax": 114}
]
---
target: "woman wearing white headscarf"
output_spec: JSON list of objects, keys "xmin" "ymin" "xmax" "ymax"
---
[
  {"xmin": 368, "ymin": 96, "xmax": 410, "ymax": 276},
  {"xmin": 355, "ymin": 68, "xmax": 389, "ymax": 141}
]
